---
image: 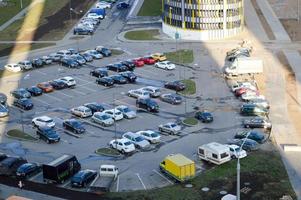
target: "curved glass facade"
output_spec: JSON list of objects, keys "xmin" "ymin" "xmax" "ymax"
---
[{"xmin": 162, "ymin": 0, "xmax": 244, "ymax": 40}]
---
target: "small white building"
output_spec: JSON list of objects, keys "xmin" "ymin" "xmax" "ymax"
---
[{"xmin": 198, "ymin": 142, "xmax": 231, "ymax": 165}]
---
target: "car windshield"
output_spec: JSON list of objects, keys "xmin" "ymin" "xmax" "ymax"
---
[
  {"xmin": 101, "ymin": 115, "xmax": 110, "ymax": 120},
  {"xmin": 124, "ymin": 141, "xmax": 132, "ymax": 146},
  {"xmin": 123, "ymin": 107, "xmax": 131, "ymax": 113},
  {"xmin": 20, "ymin": 99, "xmax": 31, "ymax": 104},
  {"xmin": 71, "ymin": 121, "xmax": 82, "ymax": 127},
  {"xmin": 151, "ymin": 133, "xmax": 159, "ymax": 137},
  {"xmin": 170, "ymin": 123, "xmax": 177, "ymax": 128},
  {"xmin": 44, "ymin": 129, "xmax": 57, "ymax": 136},
  {"xmin": 44, "ymin": 119, "xmax": 53, "ymax": 123},
  {"xmin": 135, "ymin": 136, "xmax": 144, "ymax": 142}
]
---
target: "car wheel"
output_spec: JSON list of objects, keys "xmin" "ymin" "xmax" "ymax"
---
[
  {"xmin": 46, "ymin": 139, "xmax": 50, "ymax": 144},
  {"xmin": 159, "ymin": 127, "xmax": 162, "ymax": 132},
  {"xmin": 104, "ymin": 83, "xmax": 107, "ymax": 87},
  {"xmin": 245, "ymin": 124, "xmax": 250, "ymax": 128},
  {"xmin": 32, "ymin": 122, "xmax": 36, "ymax": 127},
  {"xmin": 147, "ymin": 107, "xmax": 151, "ymax": 111},
  {"xmin": 121, "ymin": 149, "xmax": 125, "ymax": 154},
  {"xmin": 110, "ymin": 144, "xmax": 114, "ymax": 148}
]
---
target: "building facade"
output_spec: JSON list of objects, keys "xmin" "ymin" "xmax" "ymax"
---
[{"xmin": 162, "ymin": 0, "xmax": 244, "ymax": 40}]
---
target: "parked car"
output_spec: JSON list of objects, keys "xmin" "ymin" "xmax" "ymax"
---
[
  {"xmin": 68, "ymin": 48, "xmax": 78, "ymax": 55},
  {"xmin": 240, "ymin": 104, "xmax": 269, "ymax": 116},
  {"xmin": 80, "ymin": 52, "xmax": 93, "ymax": 62},
  {"xmin": 13, "ymin": 98, "xmax": 33, "ymax": 110},
  {"xmin": 16, "ymin": 163, "xmax": 41, "ymax": 178},
  {"xmin": 26, "ymin": 86, "xmax": 43, "ymax": 96},
  {"xmin": 32, "ymin": 116, "xmax": 55, "ymax": 128},
  {"xmin": 107, "ymin": 63, "xmax": 128, "ymax": 72},
  {"xmin": 231, "ymin": 81, "xmax": 257, "ymax": 92},
  {"xmin": 109, "ymin": 75, "xmax": 127, "ymax": 84},
  {"xmin": 158, "ymin": 122, "xmax": 181, "ymax": 135},
  {"xmin": 18, "ymin": 60, "xmax": 33, "ymax": 70},
  {"xmin": 109, "ymin": 138, "xmax": 135, "ymax": 154},
  {"xmin": 164, "ymin": 81, "xmax": 186, "ymax": 91},
  {"xmin": 4, "ymin": 63, "xmax": 22, "ymax": 72},
  {"xmin": 49, "ymin": 79, "xmax": 68, "ymax": 90},
  {"xmin": 103, "ymin": 109, "xmax": 124, "ymax": 121},
  {"xmin": 63, "ymin": 119, "xmax": 85, "ymax": 134},
  {"xmin": 37, "ymin": 82, "xmax": 54, "ymax": 93},
  {"xmin": 235, "ymin": 87, "xmax": 256, "ymax": 97},
  {"xmin": 71, "ymin": 106, "xmax": 92, "ymax": 118},
  {"xmin": 96, "ymin": 76, "xmax": 114, "ymax": 87},
  {"xmin": 95, "ymin": 1, "xmax": 112, "ymax": 9},
  {"xmin": 116, "ymin": 105, "xmax": 136, "ymax": 119},
  {"xmin": 160, "ymin": 93, "xmax": 182, "ymax": 104},
  {"xmin": 241, "ymin": 91, "xmax": 265, "ymax": 102},
  {"xmin": 141, "ymin": 86, "xmax": 161, "ymax": 98},
  {"xmin": 128, "ymin": 89, "xmax": 150, "ymax": 99},
  {"xmin": 60, "ymin": 76, "xmax": 76, "ymax": 87},
  {"xmin": 151, "ymin": 53, "xmax": 167, "ymax": 61},
  {"xmin": 243, "ymin": 117, "xmax": 272, "ymax": 129},
  {"xmin": 0, "ymin": 104, "xmax": 9, "ymax": 118},
  {"xmin": 226, "ymin": 144, "xmax": 247, "ymax": 159},
  {"xmin": 90, "ymin": 68, "xmax": 108, "ymax": 78},
  {"xmin": 36, "ymin": 127, "xmax": 60, "ymax": 143},
  {"xmin": 248, "ymin": 99, "xmax": 270, "ymax": 109},
  {"xmin": 91, "ymin": 112, "xmax": 114, "ymax": 126},
  {"xmin": 31, "ymin": 58, "xmax": 44, "ymax": 68},
  {"xmin": 57, "ymin": 50, "xmax": 71, "ymax": 57},
  {"xmin": 41, "ymin": 56, "xmax": 53, "ymax": 65},
  {"xmin": 0, "ymin": 157, "xmax": 27, "ymax": 176},
  {"xmin": 49, "ymin": 53, "xmax": 62, "ymax": 62},
  {"xmin": 61, "ymin": 58, "xmax": 80, "ymax": 68},
  {"xmin": 70, "ymin": 54, "xmax": 86, "ymax": 65},
  {"xmin": 117, "ymin": 1, "xmax": 130, "ymax": 9},
  {"xmin": 122, "ymin": 132, "xmax": 150, "ymax": 149},
  {"xmin": 95, "ymin": 46, "xmax": 111, "ymax": 57},
  {"xmin": 232, "ymin": 138, "xmax": 259, "ymax": 151},
  {"xmin": 136, "ymin": 97, "xmax": 159, "ymax": 112},
  {"xmin": 85, "ymin": 50, "xmax": 103, "ymax": 59},
  {"xmin": 73, "ymin": 27, "xmax": 93, "ymax": 35},
  {"xmin": 11, "ymin": 88, "xmax": 31, "ymax": 99},
  {"xmin": 235, "ymin": 130, "xmax": 266, "ymax": 144},
  {"xmin": 136, "ymin": 130, "xmax": 161, "ymax": 143},
  {"xmin": 195, "ymin": 110, "xmax": 213, "ymax": 123},
  {"xmin": 0, "ymin": 93, "xmax": 7, "ymax": 105},
  {"xmin": 138, "ymin": 56, "xmax": 156, "ymax": 65},
  {"xmin": 132, "ymin": 58, "xmax": 144, "ymax": 67},
  {"xmin": 71, "ymin": 169, "xmax": 97, "ymax": 188},
  {"xmin": 120, "ymin": 60, "xmax": 135, "ymax": 71},
  {"xmin": 84, "ymin": 102, "xmax": 105, "ymax": 114},
  {"xmin": 155, "ymin": 61, "xmax": 176, "ymax": 70},
  {"xmin": 119, "ymin": 71, "xmax": 137, "ymax": 82}
]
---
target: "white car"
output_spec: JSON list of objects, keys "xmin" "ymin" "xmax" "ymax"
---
[
  {"xmin": 241, "ymin": 91, "xmax": 265, "ymax": 102},
  {"xmin": 227, "ymin": 144, "xmax": 247, "ymax": 159},
  {"xmin": 109, "ymin": 138, "xmax": 135, "ymax": 154},
  {"xmin": 122, "ymin": 132, "xmax": 150, "ymax": 149},
  {"xmin": 141, "ymin": 86, "xmax": 161, "ymax": 98},
  {"xmin": 32, "ymin": 116, "xmax": 55, "ymax": 128},
  {"xmin": 155, "ymin": 61, "xmax": 176, "ymax": 70},
  {"xmin": 91, "ymin": 112, "xmax": 114, "ymax": 126},
  {"xmin": 86, "ymin": 13, "xmax": 103, "ymax": 20},
  {"xmin": 71, "ymin": 106, "xmax": 92, "ymax": 118},
  {"xmin": 18, "ymin": 60, "xmax": 33, "ymax": 70},
  {"xmin": 136, "ymin": 130, "xmax": 161, "ymax": 143},
  {"xmin": 115, "ymin": 105, "xmax": 136, "ymax": 119},
  {"xmin": 231, "ymin": 81, "xmax": 257, "ymax": 92},
  {"xmin": 95, "ymin": 1, "xmax": 112, "ymax": 9},
  {"xmin": 60, "ymin": 76, "xmax": 76, "ymax": 87},
  {"xmin": 158, "ymin": 122, "xmax": 181, "ymax": 135},
  {"xmin": 103, "ymin": 109, "xmax": 123, "ymax": 121},
  {"xmin": 57, "ymin": 50, "xmax": 71, "ymax": 57},
  {"xmin": 128, "ymin": 89, "xmax": 150, "ymax": 99},
  {"xmin": 249, "ymin": 99, "xmax": 270, "ymax": 109},
  {"xmin": 4, "ymin": 64, "xmax": 22, "ymax": 72}
]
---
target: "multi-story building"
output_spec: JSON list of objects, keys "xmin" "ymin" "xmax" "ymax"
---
[{"xmin": 162, "ymin": 0, "xmax": 244, "ymax": 40}]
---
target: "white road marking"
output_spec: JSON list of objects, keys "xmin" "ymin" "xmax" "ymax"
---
[
  {"xmin": 78, "ymin": 85, "xmax": 97, "ymax": 92},
  {"xmin": 74, "ymin": 77, "xmax": 92, "ymax": 83},
  {"xmin": 137, "ymin": 68, "xmax": 158, "ymax": 76},
  {"xmin": 136, "ymin": 173, "xmax": 146, "ymax": 190},
  {"xmin": 29, "ymin": 172, "xmax": 42, "ymax": 181},
  {"xmin": 55, "ymin": 91, "xmax": 74, "ymax": 98},
  {"xmin": 116, "ymin": 176, "xmax": 119, "ymax": 192},
  {"xmin": 32, "ymin": 98, "xmax": 51, "ymax": 106},
  {"xmin": 35, "ymin": 70, "xmax": 47, "ymax": 75},
  {"xmin": 152, "ymin": 169, "xmax": 174, "ymax": 185},
  {"xmin": 70, "ymin": 89, "xmax": 86, "ymax": 95},
  {"xmin": 62, "ymin": 180, "xmax": 70, "ymax": 187},
  {"xmin": 44, "ymin": 94, "xmax": 62, "ymax": 101}
]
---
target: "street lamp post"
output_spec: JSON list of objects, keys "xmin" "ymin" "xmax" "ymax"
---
[
  {"xmin": 298, "ymin": 0, "xmax": 300, "ymax": 23},
  {"xmin": 20, "ymin": 0, "xmax": 23, "ymax": 9}
]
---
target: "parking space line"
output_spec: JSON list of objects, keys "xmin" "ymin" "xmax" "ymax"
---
[
  {"xmin": 136, "ymin": 173, "xmax": 146, "ymax": 190},
  {"xmin": 35, "ymin": 70, "xmax": 47, "ymax": 75},
  {"xmin": 44, "ymin": 94, "xmax": 62, "ymax": 102},
  {"xmin": 71, "ymin": 89, "xmax": 87, "ymax": 95},
  {"xmin": 55, "ymin": 91, "xmax": 74, "ymax": 98},
  {"xmin": 74, "ymin": 77, "xmax": 92, "ymax": 83},
  {"xmin": 62, "ymin": 180, "xmax": 70, "ymax": 187},
  {"xmin": 152, "ymin": 169, "xmax": 174, "ymax": 185},
  {"xmin": 137, "ymin": 68, "xmax": 158, "ymax": 76},
  {"xmin": 116, "ymin": 176, "xmax": 119, "ymax": 192},
  {"xmin": 79, "ymin": 85, "xmax": 97, "ymax": 92},
  {"xmin": 32, "ymin": 98, "xmax": 51, "ymax": 106}
]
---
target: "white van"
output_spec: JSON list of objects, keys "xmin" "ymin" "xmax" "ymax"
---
[
  {"xmin": 99, "ymin": 165, "xmax": 118, "ymax": 178},
  {"xmin": 198, "ymin": 142, "xmax": 231, "ymax": 165}
]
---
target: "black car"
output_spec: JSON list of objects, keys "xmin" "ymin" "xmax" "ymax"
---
[
  {"xmin": 70, "ymin": 54, "xmax": 86, "ymax": 65},
  {"xmin": 36, "ymin": 127, "xmax": 60, "ymax": 143},
  {"xmin": 96, "ymin": 77, "xmax": 114, "ymax": 87},
  {"xmin": 26, "ymin": 86, "xmax": 43, "ymax": 96},
  {"xmin": 11, "ymin": 88, "xmax": 31, "ymax": 99},
  {"xmin": 136, "ymin": 98, "xmax": 159, "ymax": 112},
  {"xmin": 119, "ymin": 71, "xmax": 137, "ymax": 83},
  {"xmin": 160, "ymin": 93, "xmax": 182, "ymax": 104},
  {"xmin": 83, "ymin": 102, "xmax": 105, "ymax": 114},
  {"xmin": 49, "ymin": 80, "xmax": 68, "ymax": 90},
  {"xmin": 195, "ymin": 110, "xmax": 213, "ymax": 123},
  {"xmin": 0, "ymin": 93, "xmax": 7, "ymax": 105},
  {"xmin": 164, "ymin": 81, "xmax": 186, "ymax": 91},
  {"xmin": 243, "ymin": 117, "xmax": 272, "ymax": 129},
  {"xmin": 71, "ymin": 169, "xmax": 97, "ymax": 188},
  {"xmin": 234, "ymin": 131, "xmax": 266, "ymax": 144},
  {"xmin": 49, "ymin": 53, "xmax": 62, "ymax": 62},
  {"xmin": 109, "ymin": 75, "xmax": 128, "ymax": 84},
  {"xmin": 0, "ymin": 153, "xmax": 7, "ymax": 162},
  {"xmin": 117, "ymin": 2, "xmax": 130, "ymax": 9},
  {"xmin": 63, "ymin": 119, "xmax": 85, "ymax": 134},
  {"xmin": 121, "ymin": 60, "xmax": 135, "ymax": 71},
  {"xmin": 96, "ymin": 47, "xmax": 111, "ymax": 57},
  {"xmin": 13, "ymin": 98, "xmax": 33, "ymax": 110},
  {"xmin": 107, "ymin": 63, "xmax": 128, "ymax": 72},
  {"xmin": 73, "ymin": 27, "xmax": 93, "ymax": 35},
  {"xmin": 16, "ymin": 162, "xmax": 41, "ymax": 178},
  {"xmin": 90, "ymin": 68, "xmax": 108, "ymax": 78},
  {"xmin": 31, "ymin": 58, "xmax": 44, "ymax": 68},
  {"xmin": 80, "ymin": 53, "xmax": 93, "ymax": 62},
  {"xmin": 61, "ymin": 58, "xmax": 80, "ymax": 68}
]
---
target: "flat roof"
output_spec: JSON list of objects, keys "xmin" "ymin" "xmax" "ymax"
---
[
  {"xmin": 47, "ymin": 155, "xmax": 73, "ymax": 166},
  {"xmin": 167, "ymin": 154, "xmax": 194, "ymax": 166}
]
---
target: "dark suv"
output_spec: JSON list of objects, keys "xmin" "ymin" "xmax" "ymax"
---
[
  {"xmin": 136, "ymin": 98, "xmax": 159, "ymax": 112},
  {"xmin": 240, "ymin": 104, "xmax": 268, "ymax": 116},
  {"xmin": 119, "ymin": 71, "xmax": 137, "ymax": 83},
  {"xmin": 96, "ymin": 77, "xmax": 114, "ymax": 87},
  {"xmin": 107, "ymin": 63, "xmax": 128, "ymax": 72},
  {"xmin": 120, "ymin": 60, "xmax": 135, "ymax": 71},
  {"xmin": 90, "ymin": 68, "xmax": 108, "ymax": 78},
  {"xmin": 36, "ymin": 127, "xmax": 60, "ymax": 144},
  {"xmin": 63, "ymin": 119, "xmax": 85, "ymax": 134}
]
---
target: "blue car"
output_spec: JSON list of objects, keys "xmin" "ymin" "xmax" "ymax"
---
[
  {"xmin": 117, "ymin": 2, "xmax": 130, "ymax": 9},
  {"xmin": 195, "ymin": 110, "xmax": 213, "ymax": 123},
  {"xmin": 16, "ymin": 163, "xmax": 41, "ymax": 178},
  {"xmin": 234, "ymin": 130, "xmax": 266, "ymax": 144},
  {"xmin": 13, "ymin": 98, "xmax": 34, "ymax": 110}
]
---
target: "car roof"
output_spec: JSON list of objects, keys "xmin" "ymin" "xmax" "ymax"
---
[
  {"xmin": 77, "ymin": 106, "xmax": 89, "ymax": 110},
  {"xmin": 115, "ymin": 138, "xmax": 131, "ymax": 143},
  {"xmin": 37, "ymin": 116, "xmax": 52, "ymax": 121},
  {"xmin": 116, "ymin": 105, "xmax": 127, "ymax": 109},
  {"xmin": 123, "ymin": 131, "xmax": 138, "ymax": 137},
  {"xmin": 61, "ymin": 76, "xmax": 74, "ymax": 80}
]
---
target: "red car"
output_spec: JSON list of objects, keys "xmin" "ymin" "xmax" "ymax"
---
[
  {"xmin": 37, "ymin": 82, "xmax": 54, "ymax": 93},
  {"xmin": 235, "ymin": 87, "xmax": 257, "ymax": 97},
  {"xmin": 132, "ymin": 59, "xmax": 144, "ymax": 67},
  {"xmin": 138, "ymin": 57, "xmax": 156, "ymax": 65}
]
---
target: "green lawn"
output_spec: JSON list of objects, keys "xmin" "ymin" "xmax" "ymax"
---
[
  {"xmin": 180, "ymin": 79, "xmax": 196, "ymax": 95},
  {"xmin": 0, "ymin": 0, "xmax": 32, "ymax": 26},
  {"xmin": 183, "ymin": 117, "xmax": 198, "ymax": 126},
  {"xmin": 95, "ymin": 148, "xmax": 121, "ymax": 156},
  {"xmin": 105, "ymin": 150, "xmax": 296, "ymax": 200},
  {"xmin": 138, "ymin": 0, "xmax": 162, "ymax": 16},
  {"xmin": 6, "ymin": 129, "xmax": 37, "ymax": 141},
  {"xmin": 124, "ymin": 29, "xmax": 160, "ymax": 40},
  {"xmin": 165, "ymin": 49, "xmax": 194, "ymax": 64}
]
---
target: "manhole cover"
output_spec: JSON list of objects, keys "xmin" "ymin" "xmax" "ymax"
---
[
  {"xmin": 185, "ymin": 184, "xmax": 193, "ymax": 188},
  {"xmin": 220, "ymin": 191, "xmax": 227, "ymax": 195},
  {"xmin": 201, "ymin": 187, "xmax": 210, "ymax": 192}
]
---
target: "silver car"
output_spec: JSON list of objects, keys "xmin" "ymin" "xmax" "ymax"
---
[
  {"xmin": 71, "ymin": 106, "xmax": 92, "ymax": 118},
  {"xmin": 141, "ymin": 86, "xmax": 161, "ymax": 98},
  {"xmin": 116, "ymin": 105, "xmax": 137, "ymax": 119},
  {"xmin": 122, "ymin": 132, "xmax": 150, "ymax": 149},
  {"xmin": 91, "ymin": 112, "xmax": 114, "ymax": 126},
  {"xmin": 158, "ymin": 122, "xmax": 181, "ymax": 135}
]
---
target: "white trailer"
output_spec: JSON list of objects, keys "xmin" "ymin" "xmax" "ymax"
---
[
  {"xmin": 198, "ymin": 142, "xmax": 231, "ymax": 165},
  {"xmin": 225, "ymin": 57, "xmax": 263, "ymax": 76}
]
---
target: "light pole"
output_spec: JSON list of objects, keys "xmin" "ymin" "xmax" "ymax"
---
[
  {"xmin": 298, "ymin": 0, "xmax": 300, "ymax": 22},
  {"xmin": 236, "ymin": 131, "xmax": 251, "ymax": 200},
  {"xmin": 20, "ymin": 0, "xmax": 23, "ymax": 9}
]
